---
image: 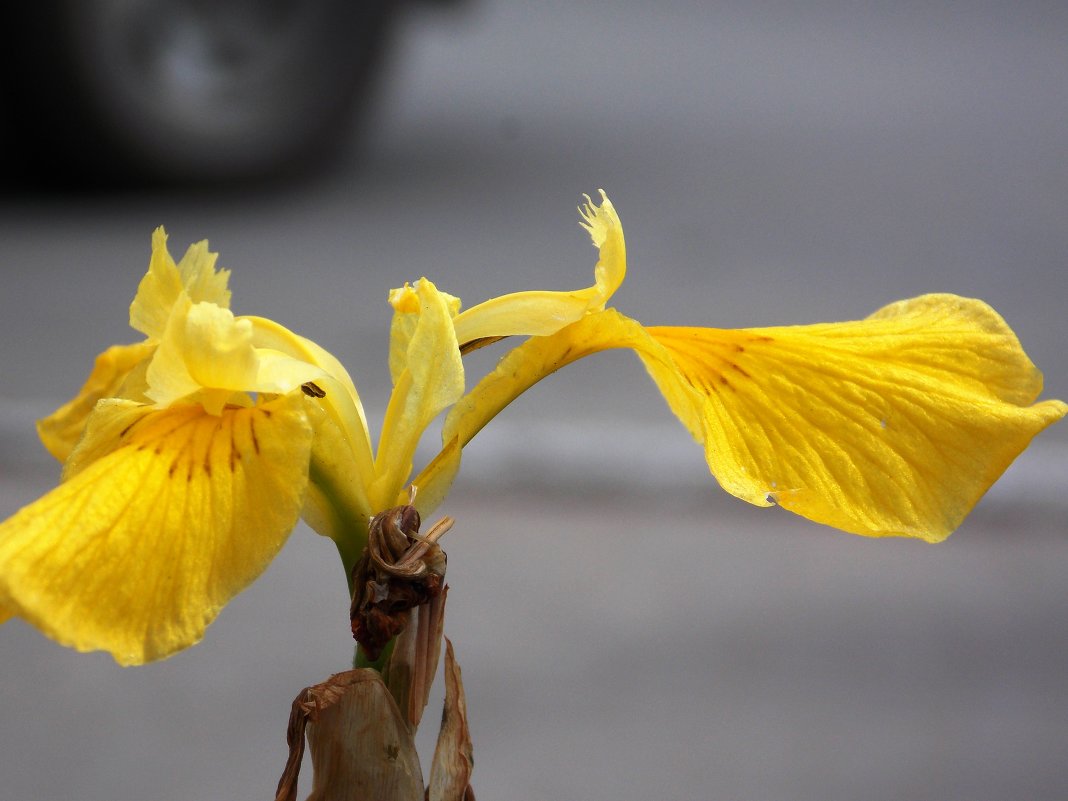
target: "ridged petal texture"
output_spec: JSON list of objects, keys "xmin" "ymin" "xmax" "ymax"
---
[
  {"xmin": 646, "ymin": 294, "xmax": 1067, "ymax": 540},
  {"xmin": 423, "ymin": 297, "xmax": 1065, "ymax": 542},
  {"xmin": 0, "ymin": 393, "xmax": 312, "ymax": 664}
]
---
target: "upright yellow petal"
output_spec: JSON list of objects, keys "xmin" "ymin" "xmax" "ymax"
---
[
  {"xmin": 129, "ymin": 227, "xmax": 184, "ymax": 339},
  {"xmin": 389, "ymin": 282, "xmax": 462, "ymax": 385},
  {"xmin": 451, "ymin": 191, "xmax": 626, "ymax": 345},
  {"xmin": 129, "ymin": 228, "xmax": 231, "ymax": 340},
  {"xmin": 646, "ymin": 294, "xmax": 1067, "ymax": 540},
  {"xmin": 0, "ymin": 393, "xmax": 313, "ymax": 665},
  {"xmin": 372, "ymin": 278, "xmax": 465, "ymax": 509},
  {"xmin": 36, "ymin": 341, "xmax": 156, "ymax": 462},
  {"xmin": 175, "ymin": 239, "xmax": 231, "ymax": 309}
]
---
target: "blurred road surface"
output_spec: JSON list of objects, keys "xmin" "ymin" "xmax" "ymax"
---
[{"xmin": 2, "ymin": 2, "xmax": 1066, "ymax": 800}]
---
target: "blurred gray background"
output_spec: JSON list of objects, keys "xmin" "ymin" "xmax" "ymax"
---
[{"xmin": 2, "ymin": 2, "xmax": 1067, "ymax": 799}]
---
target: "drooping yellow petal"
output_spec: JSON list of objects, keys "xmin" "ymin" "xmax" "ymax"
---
[
  {"xmin": 416, "ymin": 299, "xmax": 1066, "ymax": 542},
  {"xmin": 645, "ymin": 295, "xmax": 1067, "ymax": 540},
  {"xmin": 36, "ymin": 341, "xmax": 156, "ymax": 462},
  {"xmin": 450, "ymin": 191, "xmax": 625, "ymax": 345},
  {"xmin": 244, "ymin": 317, "xmax": 377, "ymax": 546},
  {"xmin": 246, "ymin": 315, "xmax": 370, "ymax": 435},
  {"xmin": 0, "ymin": 393, "xmax": 313, "ymax": 665},
  {"xmin": 129, "ymin": 228, "xmax": 231, "ymax": 340},
  {"xmin": 372, "ymin": 278, "xmax": 465, "ymax": 510}
]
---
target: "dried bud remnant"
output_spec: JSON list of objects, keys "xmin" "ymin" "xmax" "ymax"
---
[{"xmin": 350, "ymin": 495, "xmax": 451, "ymax": 660}]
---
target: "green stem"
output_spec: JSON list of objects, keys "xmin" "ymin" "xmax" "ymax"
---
[{"xmin": 353, "ymin": 639, "xmax": 395, "ymax": 672}]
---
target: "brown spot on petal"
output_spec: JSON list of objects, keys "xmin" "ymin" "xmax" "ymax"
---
[
  {"xmin": 119, "ymin": 416, "xmax": 146, "ymax": 439},
  {"xmin": 249, "ymin": 417, "xmax": 261, "ymax": 455}
]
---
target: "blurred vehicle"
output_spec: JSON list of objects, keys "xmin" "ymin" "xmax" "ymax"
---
[{"xmin": 1, "ymin": 0, "xmax": 458, "ymax": 189}]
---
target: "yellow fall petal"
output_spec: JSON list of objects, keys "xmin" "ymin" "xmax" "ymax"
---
[
  {"xmin": 36, "ymin": 341, "xmax": 156, "ymax": 462},
  {"xmin": 644, "ymin": 295, "xmax": 1067, "ymax": 540},
  {"xmin": 0, "ymin": 393, "xmax": 313, "ymax": 665},
  {"xmin": 372, "ymin": 278, "xmax": 465, "ymax": 510},
  {"xmin": 450, "ymin": 191, "xmax": 626, "ymax": 345},
  {"xmin": 417, "ymin": 299, "xmax": 1066, "ymax": 542}
]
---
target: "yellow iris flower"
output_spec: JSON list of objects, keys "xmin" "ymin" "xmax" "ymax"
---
[{"xmin": 1, "ymin": 193, "xmax": 1064, "ymax": 666}]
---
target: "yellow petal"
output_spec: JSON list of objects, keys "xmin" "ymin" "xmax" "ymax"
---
[
  {"xmin": 0, "ymin": 393, "xmax": 313, "ymax": 665},
  {"xmin": 129, "ymin": 228, "xmax": 183, "ymax": 339},
  {"xmin": 146, "ymin": 297, "xmax": 321, "ymax": 415},
  {"xmin": 450, "ymin": 191, "xmax": 626, "ymax": 345},
  {"xmin": 646, "ymin": 294, "xmax": 1067, "ymax": 540},
  {"xmin": 145, "ymin": 295, "xmax": 255, "ymax": 413},
  {"xmin": 36, "ymin": 341, "xmax": 156, "ymax": 462},
  {"xmin": 372, "ymin": 278, "xmax": 465, "ymax": 510},
  {"xmin": 411, "ymin": 309, "xmax": 655, "ymax": 507},
  {"xmin": 389, "ymin": 283, "xmax": 462, "ymax": 385},
  {"xmin": 129, "ymin": 228, "xmax": 231, "ymax": 340},
  {"xmin": 175, "ymin": 238, "xmax": 231, "ymax": 310},
  {"xmin": 246, "ymin": 315, "xmax": 370, "ymax": 433},
  {"xmin": 418, "ymin": 299, "xmax": 1066, "ymax": 542}
]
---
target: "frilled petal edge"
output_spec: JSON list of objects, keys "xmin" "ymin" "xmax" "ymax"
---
[{"xmin": 450, "ymin": 191, "xmax": 626, "ymax": 345}]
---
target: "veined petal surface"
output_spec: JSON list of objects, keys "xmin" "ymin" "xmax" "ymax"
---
[
  {"xmin": 420, "ymin": 298, "xmax": 1066, "ymax": 542},
  {"xmin": 451, "ymin": 191, "xmax": 626, "ymax": 345},
  {"xmin": 373, "ymin": 278, "xmax": 465, "ymax": 509},
  {"xmin": 0, "ymin": 393, "xmax": 313, "ymax": 665},
  {"xmin": 646, "ymin": 294, "xmax": 1067, "ymax": 540}
]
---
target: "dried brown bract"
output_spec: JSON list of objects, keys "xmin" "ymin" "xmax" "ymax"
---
[{"xmin": 350, "ymin": 493, "xmax": 452, "ymax": 661}]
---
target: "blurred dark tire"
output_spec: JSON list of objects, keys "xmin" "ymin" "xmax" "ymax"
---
[{"xmin": 0, "ymin": 0, "xmax": 395, "ymax": 189}]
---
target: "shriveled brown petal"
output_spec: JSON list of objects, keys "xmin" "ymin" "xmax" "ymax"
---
[
  {"xmin": 428, "ymin": 638, "xmax": 475, "ymax": 801},
  {"xmin": 386, "ymin": 586, "xmax": 449, "ymax": 731}
]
